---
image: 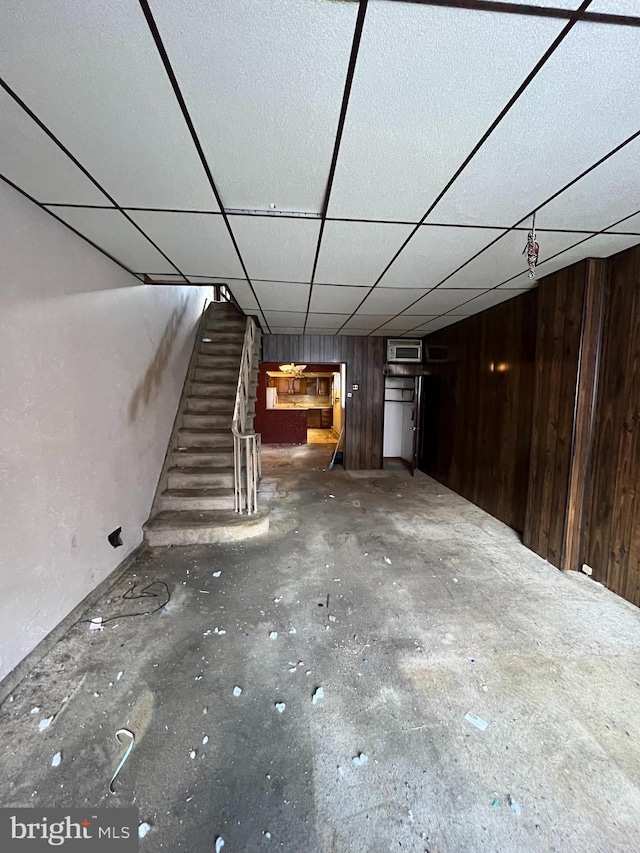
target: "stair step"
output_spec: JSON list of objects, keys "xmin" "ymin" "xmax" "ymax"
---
[
  {"xmin": 199, "ymin": 342, "xmax": 243, "ymax": 356},
  {"xmin": 204, "ymin": 315, "xmax": 247, "ymax": 335},
  {"xmin": 144, "ymin": 509, "xmax": 269, "ymax": 546},
  {"xmin": 189, "ymin": 381, "xmax": 236, "ymax": 397},
  {"xmin": 205, "ymin": 303, "xmax": 242, "ymax": 314},
  {"xmin": 167, "ymin": 466, "xmax": 234, "ymax": 489},
  {"xmin": 160, "ymin": 488, "xmax": 235, "ymax": 511},
  {"xmin": 183, "ymin": 413, "xmax": 232, "ymax": 429},
  {"xmin": 199, "ymin": 332, "xmax": 245, "ymax": 344},
  {"xmin": 177, "ymin": 429, "xmax": 233, "ymax": 448},
  {"xmin": 197, "ymin": 355, "xmax": 242, "ymax": 369},
  {"xmin": 172, "ymin": 448, "xmax": 233, "ymax": 468},
  {"xmin": 186, "ymin": 397, "xmax": 234, "ymax": 414},
  {"xmin": 194, "ymin": 368, "xmax": 238, "ymax": 383}
]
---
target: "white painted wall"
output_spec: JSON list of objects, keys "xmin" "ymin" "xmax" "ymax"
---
[
  {"xmin": 383, "ymin": 378, "xmax": 415, "ymax": 461},
  {"xmin": 0, "ymin": 182, "xmax": 210, "ymax": 681}
]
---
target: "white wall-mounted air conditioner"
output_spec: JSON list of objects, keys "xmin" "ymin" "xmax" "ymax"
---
[{"xmin": 387, "ymin": 339, "xmax": 422, "ymax": 363}]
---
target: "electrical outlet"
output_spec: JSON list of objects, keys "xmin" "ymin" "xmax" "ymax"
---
[
  {"xmin": 352, "ymin": 384, "xmax": 359, "ymax": 391},
  {"xmin": 582, "ymin": 563, "xmax": 593, "ymax": 576}
]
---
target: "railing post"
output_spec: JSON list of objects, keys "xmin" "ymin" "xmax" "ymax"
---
[{"xmin": 232, "ymin": 316, "xmax": 261, "ymax": 515}]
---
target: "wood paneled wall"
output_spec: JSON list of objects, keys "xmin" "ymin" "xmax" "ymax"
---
[
  {"xmin": 419, "ymin": 291, "xmax": 537, "ymax": 531},
  {"xmin": 583, "ymin": 245, "xmax": 640, "ymax": 607},
  {"xmin": 262, "ymin": 335, "xmax": 385, "ymax": 470},
  {"xmin": 523, "ymin": 262, "xmax": 588, "ymax": 565}
]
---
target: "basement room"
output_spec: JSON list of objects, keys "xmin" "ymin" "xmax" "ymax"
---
[{"xmin": 1, "ymin": 1, "xmax": 639, "ymax": 851}]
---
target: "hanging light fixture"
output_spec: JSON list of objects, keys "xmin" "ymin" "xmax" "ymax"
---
[
  {"xmin": 522, "ymin": 212, "xmax": 540, "ymax": 279},
  {"xmin": 278, "ymin": 363, "xmax": 307, "ymax": 377}
]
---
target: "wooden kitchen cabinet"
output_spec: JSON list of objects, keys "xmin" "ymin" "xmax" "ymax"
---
[
  {"xmin": 320, "ymin": 408, "xmax": 332, "ymax": 428},
  {"xmin": 307, "ymin": 410, "xmax": 322, "ymax": 428}
]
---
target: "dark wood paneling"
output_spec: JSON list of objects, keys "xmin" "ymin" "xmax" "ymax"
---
[
  {"xmin": 262, "ymin": 336, "xmax": 385, "ymax": 469},
  {"xmin": 419, "ymin": 291, "xmax": 537, "ymax": 531},
  {"xmin": 560, "ymin": 259, "xmax": 607, "ymax": 572},
  {"xmin": 583, "ymin": 245, "xmax": 640, "ymax": 607},
  {"xmin": 524, "ymin": 262, "xmax": 587, "ymax": 564}
]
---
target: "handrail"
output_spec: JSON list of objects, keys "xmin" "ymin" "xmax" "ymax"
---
[{"xmin": 232, "ymin": 316, "xmax": 261, "ymax": 514}]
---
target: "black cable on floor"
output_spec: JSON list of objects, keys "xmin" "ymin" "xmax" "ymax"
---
[{"xmin": 74, "ymin": 580, "xmax": 171, "ymax": 629}]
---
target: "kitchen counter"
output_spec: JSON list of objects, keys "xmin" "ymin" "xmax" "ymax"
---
[{"xmin": 274, "ymin": 402, "xmax": 330, "ymax": 410}]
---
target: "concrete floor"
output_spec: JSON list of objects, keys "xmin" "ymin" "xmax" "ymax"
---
[{"xmin": 1, "ymin": 444, "xmax": 640, "ymax": 852}]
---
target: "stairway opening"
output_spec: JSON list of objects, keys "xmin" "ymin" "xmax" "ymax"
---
[{"xmin": 143, "ymin": 301, "xmax": 269, "ymax": 545}]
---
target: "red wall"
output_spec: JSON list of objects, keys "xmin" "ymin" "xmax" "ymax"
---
[{"xmin": 255, "ymin": 363, "xmax": 339, "ymax": 444}]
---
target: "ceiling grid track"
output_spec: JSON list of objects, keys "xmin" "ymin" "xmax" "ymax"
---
[
  {"xmin": 400, "ymin": 204, "xmax": 640, "ymax": 336},
  {"xmin": 0, "ymin": 173, "xmax": 139, "ymax": 279},
  {"xmin": 370, "ymin": 125, "xmax": 640, "ymax": 334},
  {"xmin": 136, "ymin": 0, "xmax": 270, "ymax": 331},
  {"xmin": 34, "ymin": 203, "xmax": 640, "ymax": 238},
  {"xmin": 0, "ymin": 77, "xmax": 191, "ymax": 282},
  {"xmin": 390, "ymin": 0, "xmax": 640, "ymax": 28},
  {"xmin": 1, "ymin": 0, "xmax": 638, "ymax": 333},
  {"xmin": 303, "ymin": 0, "xmax": 369, "ymax": 334},
  {"xmin": 336, "ymin": 0, "xmax": 594, "ymax": 334}
]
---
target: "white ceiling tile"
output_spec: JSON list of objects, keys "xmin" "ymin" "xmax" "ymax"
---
[
  {"xmin": 149, "ymin": 0, "xmax": 357, "ymax": 212},
  {"xmin": 391, "ymin": 315, "xmax": 439, "ymax": 328},
  {"xmin": 127, "ymin": 211, "xmax": 244, "ymax": 278},
  {"xmin": 359, "ymin": 288, "xmax": 429, "ymax": 315},
  {"xmin": 0, "ymin": 1, "xmax": 216, "ymax": 209},
  {"xmin": 495, "ymin": 275, "xmax": 538, "ymax": 290},
  {"xmin": 536, "ymin": 136, "xmax": 640, "ymax": 231},
  {"xmin": 303, "ymin": 329, "xmax": 339, "ymax": 336},
  {"xmin": 315, "ymin": 222, "xmax": 413, "ymax": 286},
  {"xmin": 442, "ymin": 230, "xmax": 589, "ymax": 288},
  {"xmin": 378, "ymin": 316, "xmax": 431, "ymax": 331},
  {"xmin": 225, "ymin": 280, "xmax": 259, "ymax": 311},
  {"xmin": 427, "ymin": 21, "xmax": 640, "ymax": 226},
  {"xmin": 253, "ymin": 281, "xmax": 310, "ymax": 312},
  {"xmin": 269, "ymin": 328, "xmax": 306, "ymax": 335},
  {"xmin": 263, "ymin": 311, "xmax": 306, "ymax": 328},
  {"xmin": 493, "ymin": 0, "xmax": 582, "ymax": 7},
  {"xmin": 305, "ymin": 314, "xmax": 349, "ymax": 330},
  {"xmin": 369, "ymin": 329, "xmax": 394, "ymax": 336},
  {"xmin": 231, "ymin": 217, "xmax": 320, "ymax": 281},
  {"xmin": 341, "ymin": 315, "xmax": 394, "ymax": 330},
  {"xmin": 501, "ymin": 233, "xmax": 640, "ymax": 288},
  {"xmin": 379, "ymin": 225, "xmax": 506, "ymax": 287},
  {"xmin": 450, "ymin": 289, "xmax": 530, "ymax": 316},
  {"xmin": 336, "ymin": 329, "xmax": 371, "ymax": 336},
  {"xmin": 607, "ymin": 211, "xmax": 640, "ymax": 234},
  {"xmin": 309, "ymin": 284, "xmax": 369, "ymax": 314},
  {"xmin": 0, "ymin": 90, "xmax": 108, "ymax": 205},
  {"xmin": 588, "ymin": 1, "xmax": 638, "ymax": 12},
  {"xmin": 51, "ymin": 207, "xmax": 177, "ymax": 274},
  {"xmin": 402, "ymin": 289, "xmax": 477, "ymax": 315},
  {"xmin": 421, "ymin": 316, "xmax": 465, "ymax": 333},
  {"xmin": 328, "ymin": 2, "xmax": 564, "ymax": 220}
]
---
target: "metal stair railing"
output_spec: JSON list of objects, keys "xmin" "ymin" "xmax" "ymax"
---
[{"xmin": 232, "ymin": 316, "xmax": 261, "ymax": 514}]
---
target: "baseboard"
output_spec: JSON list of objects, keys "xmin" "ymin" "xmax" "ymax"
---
[{"xmin": 0, "ymin": 543, "xmax": 147, "ymax": 705}]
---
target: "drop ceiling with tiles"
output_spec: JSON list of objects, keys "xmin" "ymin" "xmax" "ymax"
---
[{"xmin": 1, "ymin": 0, "xmax": 639, "ymax": 336}]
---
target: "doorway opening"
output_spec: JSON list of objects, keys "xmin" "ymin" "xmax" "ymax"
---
[
  {"xmin": 382, "ymin": 371, "xmax": 423, "ymax": 475},
  {"xmin": 258, "ymin": 362, "xmax": 346, "ymax": 458}
]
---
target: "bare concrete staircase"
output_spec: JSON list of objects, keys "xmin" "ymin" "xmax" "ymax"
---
[{"xmin": 143, "ymin": 301, "xmax": 268, "ymax": 545}]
